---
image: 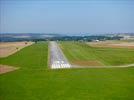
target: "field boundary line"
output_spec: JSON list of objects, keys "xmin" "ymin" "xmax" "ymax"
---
[
  {"xmin": 47, "ymin": 41, "xmax": 51, "ymax": 69},
  {"xmin": 71, "ymin": 63, "xmax": 134, "ymax": 68}
]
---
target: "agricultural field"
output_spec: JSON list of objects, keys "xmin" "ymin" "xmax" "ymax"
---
[
  {"xmin": 0, "ymin": 42, "xmax": 134, "ymax": 100},
  {"xmin": 0, "ymin": 64, "xmax": 19, "ymax": 74},
  {"xmin": 60, "ymin": 42, "xmax": 134, "ymax": 67},
  {"xmin": 0, "ymin": 42, "xmax": 33, "ymax": 57},
  {"xmin": 88, "ymin": 40, "xmax": 134, "ymax": 49}
]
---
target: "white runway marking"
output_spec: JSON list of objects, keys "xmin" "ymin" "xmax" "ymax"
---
[
  {"xmin": 50, "ymin": 60, "xmax": 71, "ymax": 69},
  {"xmin": 49, "ymin": 41, "xmax": 71, "ymax": 69}
]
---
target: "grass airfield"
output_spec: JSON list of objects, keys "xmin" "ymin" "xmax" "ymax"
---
[
  {"xmin": 0, "ymin": 41, "xmax": 134, "ymax": 100},
  {"xmin": 60, "ymin": 41, "xmax": 134, "ymax": 67}
]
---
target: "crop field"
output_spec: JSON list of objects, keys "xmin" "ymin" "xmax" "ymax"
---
[
  {"xmin": 60, "ymin": 42, "xmax": 134, "ymax": 67},
  {"xmin": 0, "ymin": 42, "xmax": 33, "ymax": 57},
  {"xmin": 0, "ymin": 42, "xmax": 134, "ymax": 100},
  {"xmin": 88, "ymin": 40, "xmax": 134, "ymax": 49}
]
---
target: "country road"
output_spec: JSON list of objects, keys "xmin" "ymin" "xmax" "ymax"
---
[{"xmin": 49, "ymin": 41, "xmax": 71, "ymax": 69}]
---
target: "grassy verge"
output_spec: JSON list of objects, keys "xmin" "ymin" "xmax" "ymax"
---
[{"xmin": 60, "ymin": 42, "xmax": 134, "ymax": 66}]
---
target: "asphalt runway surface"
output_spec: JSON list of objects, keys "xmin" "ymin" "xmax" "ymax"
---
[{"xmin": 49, "ymin": 41, "xmax": 71, "ymax": 69}]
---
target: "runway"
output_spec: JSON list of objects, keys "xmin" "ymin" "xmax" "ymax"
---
[{"xmin": 49, "ymin": 41, "xmax": 71, "ymax": 69}]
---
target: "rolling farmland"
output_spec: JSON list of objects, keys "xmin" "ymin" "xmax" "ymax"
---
[
  {"xmin": 1, "ymin": 0, "xmax": 134, "ymax": 99},
  {"xmin": 0, "ymin": 42, "xmax": 134, "ymax": 100}
]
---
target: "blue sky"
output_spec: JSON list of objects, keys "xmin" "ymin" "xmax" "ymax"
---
[{"xmin": 0, "ymin": 0, "xmax": 134, "ymax": 34}]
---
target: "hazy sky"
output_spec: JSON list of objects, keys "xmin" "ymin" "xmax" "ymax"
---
[{"xmin": 0, "ymin": 0, "xmax": 134, "ymax": 34}]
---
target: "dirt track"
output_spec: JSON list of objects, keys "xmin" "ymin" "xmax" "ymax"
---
[{"xmin": 0, "ymin": 42, "xmax": 34, "ymax": 57}]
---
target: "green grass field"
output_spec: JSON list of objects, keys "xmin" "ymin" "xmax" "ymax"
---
[
  {"xmin": 0, "ymin": 42, "xmax": 48, "ymax": 69},
  {"xmin": 60, "ymin": 42, "xmax": 134, "ymax": 66},
  {"xmin": 0, "ymin": 42, "xmax": 134, "ymax": 100}
]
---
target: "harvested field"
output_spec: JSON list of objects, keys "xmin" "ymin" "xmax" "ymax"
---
[
  {"xmin": 0, "ymin": 64, "xmax": 19, "ymax": 74},
  {"xmin": 0, "ymin": 42, "xmax": 34, "ymax": 57},
  {"xmin": 88, "ymin": 41, "xmax": 134, "ymax": 49}
]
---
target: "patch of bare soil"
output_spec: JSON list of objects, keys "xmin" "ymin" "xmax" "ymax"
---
[
  {"xmin": 88, "ymin": 41, "xmax": 134, "ymax": 49},
  {"xmin": 0, "ymin": 65, "xmax": 19, "ymax": 74},
  {"xmin": 71, "ymin": 60, "xmax": 104, "ymax": 68},
  {"xmin": 0, "ymin": 42, "xmax": 34, "ymax": 57}
]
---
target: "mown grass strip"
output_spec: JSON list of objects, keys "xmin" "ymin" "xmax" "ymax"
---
[{"xmin": 60, "ymin": 42, "xmax": 134, "ymax": 66}]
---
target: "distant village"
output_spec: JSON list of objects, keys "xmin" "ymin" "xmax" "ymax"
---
[{"xmin": 0, "ymin": 33, "xmax": 134, "ymax": 42}]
